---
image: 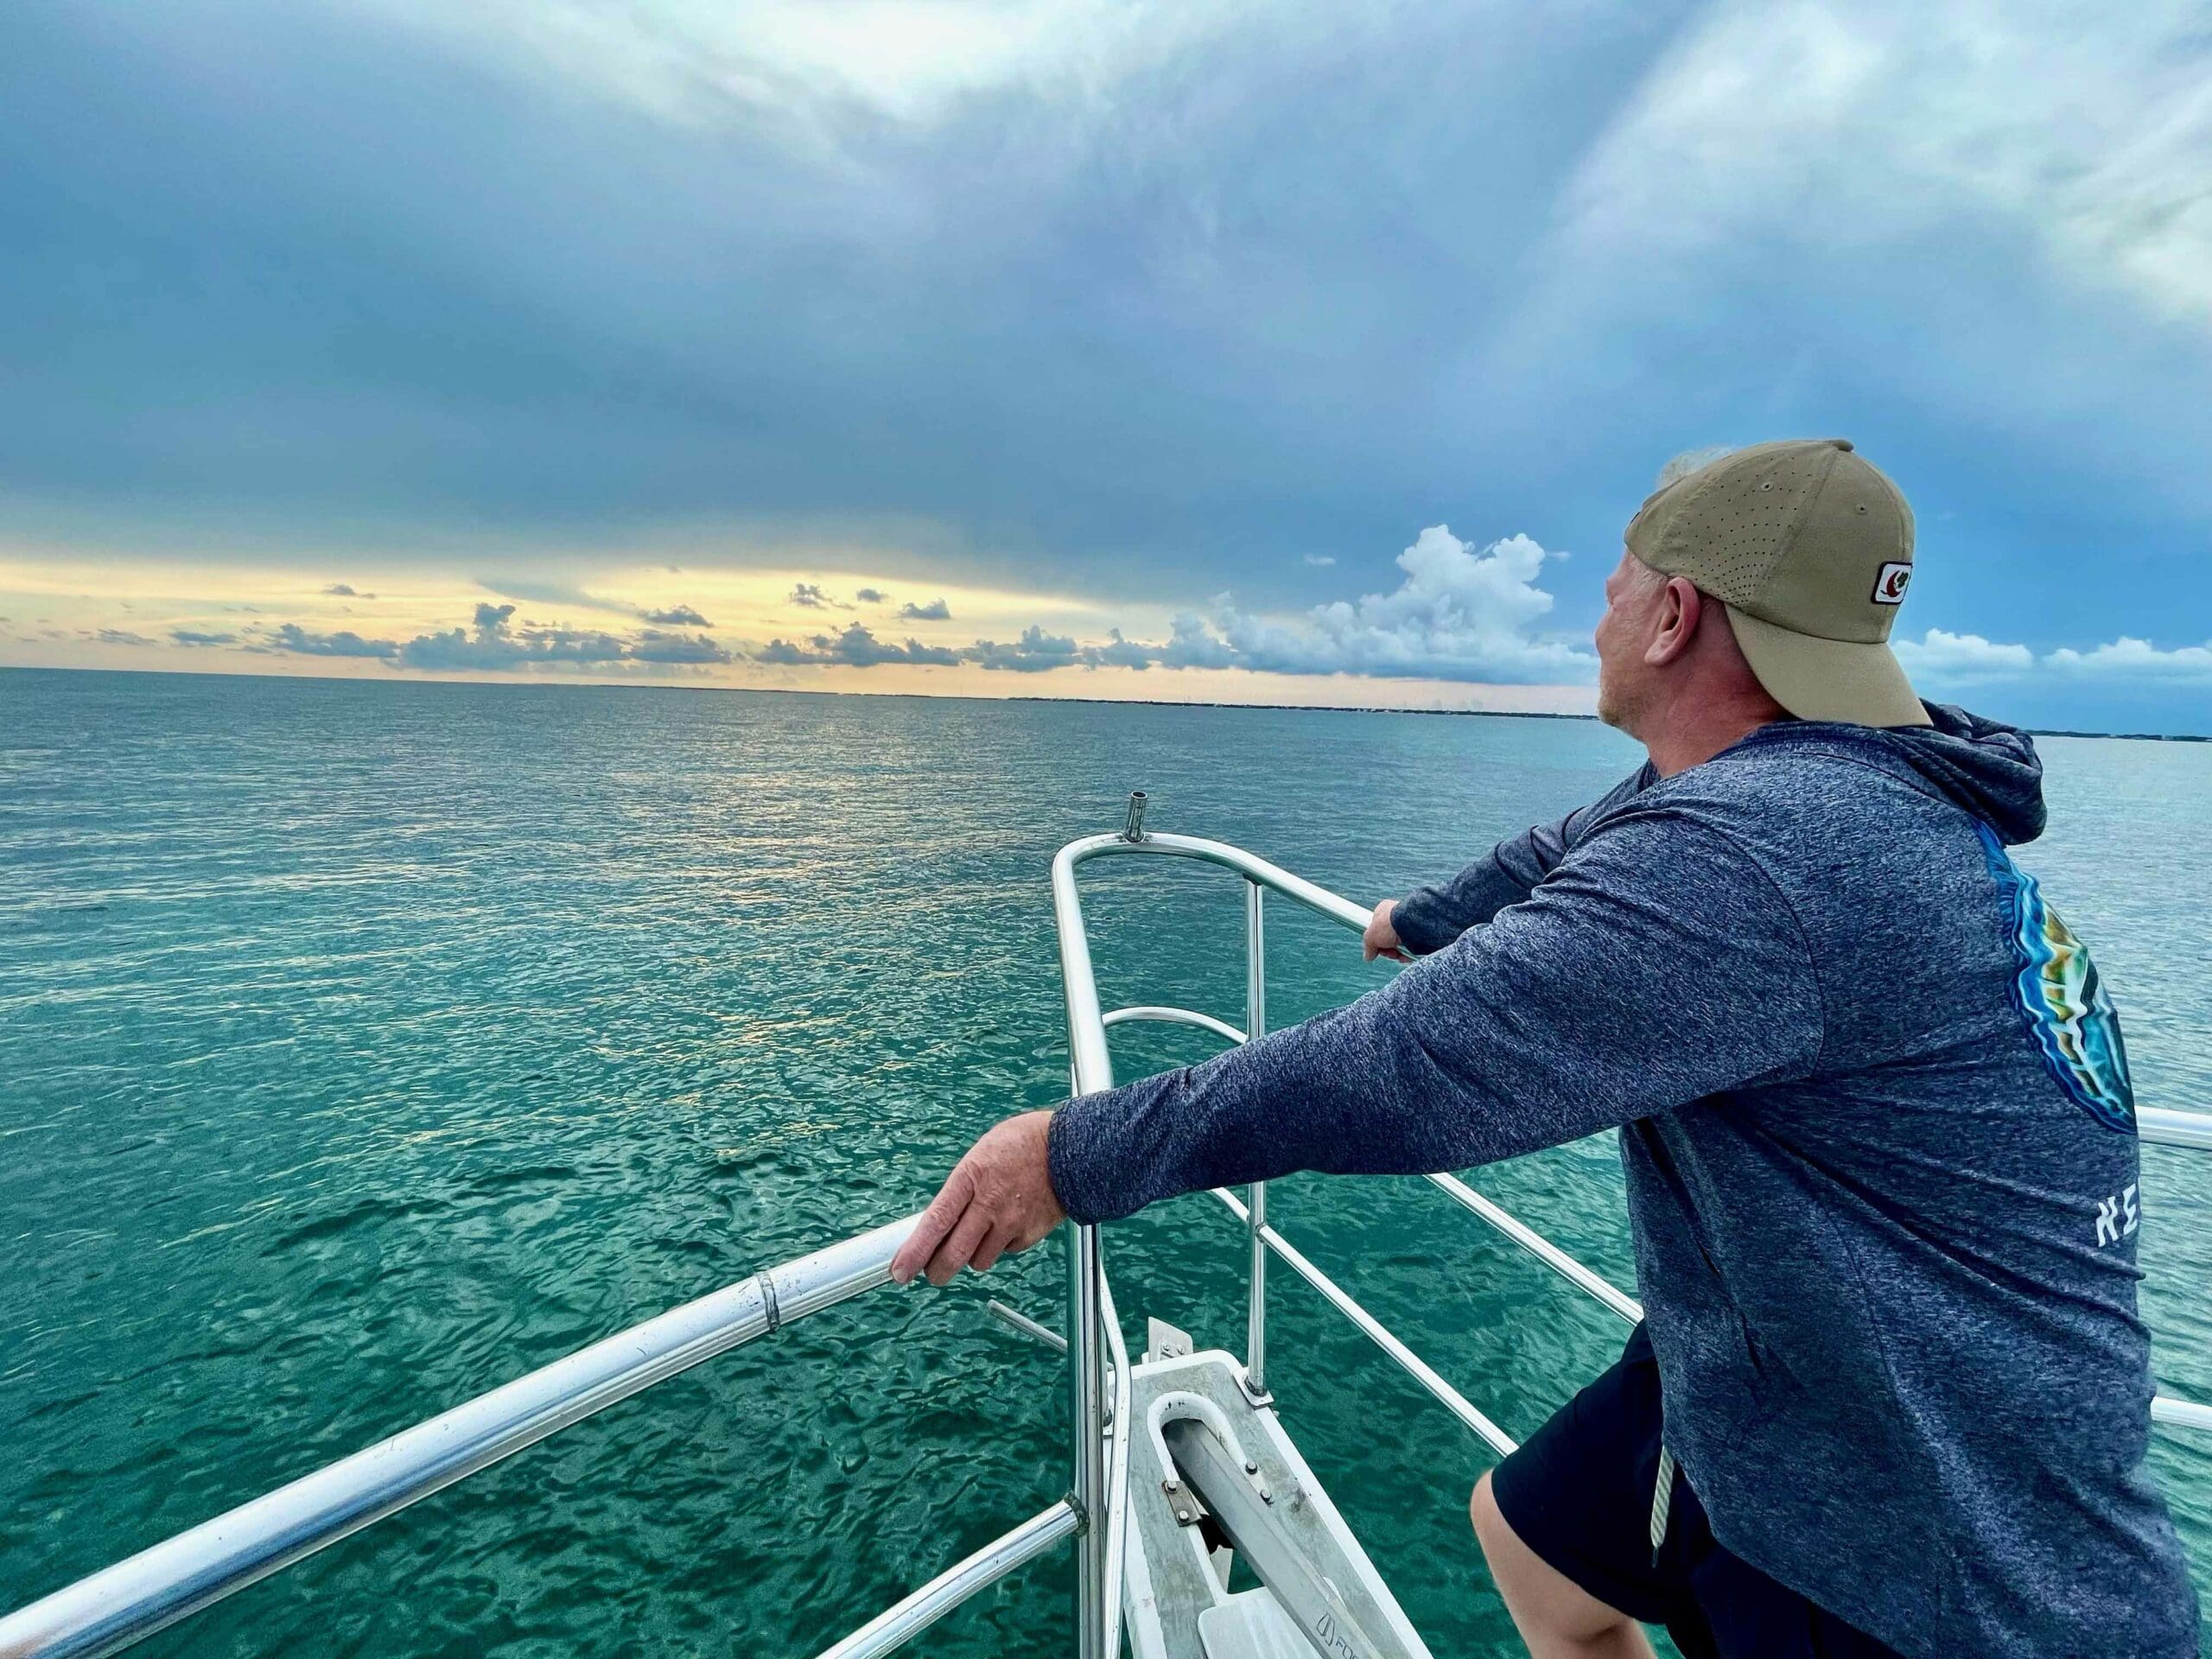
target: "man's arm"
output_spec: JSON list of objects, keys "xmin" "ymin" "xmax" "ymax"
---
[
  {"xmin": 893, "ymin": 807, "xmax": 1821, "ymax": 1280},
  {"xmin": 1387, "ymin": 764, "xmax": 1656, "ymax": 956}
]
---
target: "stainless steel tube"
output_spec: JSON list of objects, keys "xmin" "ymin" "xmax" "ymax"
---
[
  {"xmin": 1095, "ymin": 1253, "xmax": 1132, "ymax": 1659},
  {"xmin": 1052, "ymin": 831, "xmax": 1374, "ymax": 942},
  {"xmin": 1425, "ymin": 1173, "xmax": 1645, "ymax": 1325},
  {"xmin": 1211, "ymin": 1187, "xmax": 1516, "ymax": 1456},
  {"xmin": 811, "ymin": 1501, "xmax": 1081, "ymax": 1659},
  {"xmin": 1244, "ymin": 880, "xmax": 1268, "ymax": 1395},
  {"xmin": 2140, "ymin": 1107, "xmax": 2212, "ymax": 1152},
  {"xmin": 2152, "ymin": 1394, "xmax": 2212, "ymax": 1433},
  {"xmin": 0, "ymin": 1214, "xmax": 919, "ymax": 1659},
  {"xmin": 1067, "ymin": 1222, "xmax": 1109, "ymax": 1659},
  {"xmin": 1100, "ymin": 1006, "xmax": 1247, "ymax": 1046}
]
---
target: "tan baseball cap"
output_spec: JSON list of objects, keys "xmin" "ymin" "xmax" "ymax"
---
[{"xmin": 1624, "ymin": 438, "xmax": 1930, "ymax": 728}]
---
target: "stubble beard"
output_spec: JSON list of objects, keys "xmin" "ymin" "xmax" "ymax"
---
[{"xmin": 1595, "ymin": 665, "xmax": 1633, "ymax": 734}]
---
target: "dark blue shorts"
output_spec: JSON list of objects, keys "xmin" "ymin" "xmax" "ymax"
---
[{"xmin": 1490, "ymin": 1325, "xmax": 1903, "ymax": 1659}]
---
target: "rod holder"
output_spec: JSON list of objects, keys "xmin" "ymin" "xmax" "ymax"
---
[{"xmin": 1121, "ymin": 791, "xmax": 1148, "ymax": 842}]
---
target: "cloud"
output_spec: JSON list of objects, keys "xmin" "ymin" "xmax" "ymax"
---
[
  {"xmin": 964, "ymin": 626, "xmax": 1083, "ymax": 672},
  {"xmin": 1887, "ymin": 628, "xmax": 2212, "ymax": 686},
  {"xmin": 1152, "ymin": 528, "xmax": 1591, "ymax": 683},
  {"xmin": 757, "ymin": 623, "xmax": 958, "ymax": 666},
  {"xmin": 1302, "ymin": 554, "xmax": 1336, "ymax": 567},
  {"xmin": 899, "ymin": 597, "xmax": 952, "ymax": 620},
  {"xmin": 7, "ymin": 3, "xmax": 2209, "ymax": 732},
  {"xmin": 480, "ymin": 580, "xmax": 713, "ymax": 626},
  {"xmin": 1560, "ymin": 3, "xmax": 2212, "ymax": 326},
  {"xmin": 396, "ymin": 602, "xmax": 613, "ymax": 669},
  {"xmin": 758, "ymin": 529, "xmax": 1590, "ymax": 683},
  {"xmin": 322, "ymin": 582, "xmax": 359, "ymax": 596},
  {"xmin": 790, "ymin": 582, "xmax": 839, "ymax": 609},
  {"xmin": 270, "ymin": 622, "xmax": 401, "ymax": 658},
  {"xmin": 758, "ymin": 532, "xmax": 1587, "ymax": 682},
  {"xmin": 627, "ymin": 628, "xmax": 734, "ymax": 664},
  {"xmin": 359, "ymin": 601, "xmax": 734, "ymax": 671},
  {"xmin": 2044, "ymin": 636, "xmax": 2212, "ymax": 679},
  {"xmin": 368, "ymin": 0, "xmax": 1268, "ymax": 132},
  {"xmin": 771, "ymin": 526, "xmax": 1588, "ymax": 683},
  {"xmin": 1891, "ymin": 627, "xmax": 2036, "ymax": 679},
  {"xmin": 1088, "ymin": 628, "xmax": 1161, "ymax": 670},
  {"xmin": 92, "ymin": 628, "xmax": 157, "ymax": 647},
  {"xmin": 170, "ymin": 628, "xmax": 238, "ymax": 646},
  {"xmin": 482, "ymin": 578, "xmax": 625, "ymax": 613},
  {"xmin": 854, "ymin": 588, "xmax": 887, "ymax": 603}
]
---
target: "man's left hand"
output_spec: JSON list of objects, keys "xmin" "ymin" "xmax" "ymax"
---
[{"xmin": 890, "ymin": 1109, "xmax": 1067, "ymax": 1286}]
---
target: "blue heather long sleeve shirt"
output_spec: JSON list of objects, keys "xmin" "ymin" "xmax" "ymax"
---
[{"xmin": 1046, "ymin": 707, "xmax": 2197, "ymax": 1659}]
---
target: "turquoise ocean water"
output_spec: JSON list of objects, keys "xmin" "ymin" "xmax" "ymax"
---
[{"xmin": 3, "ymin": 667, "xmax": 2209, "ymax": 1656}]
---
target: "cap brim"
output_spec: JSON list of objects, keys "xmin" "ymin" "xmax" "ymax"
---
[{"xmin": 1726, "ymin": 605, "xmax": 1931, "ymax": 728}]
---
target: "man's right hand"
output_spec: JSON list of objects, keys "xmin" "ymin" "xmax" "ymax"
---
[{"xmin": 1363, "ymin": 899, "xmax": 1411, "ymax": 963}]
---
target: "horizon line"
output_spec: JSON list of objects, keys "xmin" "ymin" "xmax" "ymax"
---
[{"xmin": 3, "ymin": 661, "xmax": 2206, "ymax": 745}]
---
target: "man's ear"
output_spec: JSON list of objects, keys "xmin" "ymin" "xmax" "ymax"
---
[{"xmin": 1643, "ymin": 576, "xmax": 1705, "ymax": 667}]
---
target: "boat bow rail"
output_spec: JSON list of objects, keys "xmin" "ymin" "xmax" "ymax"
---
[{"xmin": 5, "ymin": 806, "xmax": 2209, "ymax": 1658}]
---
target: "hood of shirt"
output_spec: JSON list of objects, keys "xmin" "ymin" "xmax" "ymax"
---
[
  {"xmin": 1873, "ymin": 702, "xmax": 2047, "ymax": 845},
  {"xmin": 1731, "ymin": 704, "xmax": 2046, "ymax": 846}
]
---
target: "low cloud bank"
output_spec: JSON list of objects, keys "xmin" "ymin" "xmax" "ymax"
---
[
  {"xmin": 244, "ymin": 602, "xmax": 734, "ymax": 671},
  {"xmin": 75, "ymin": 520, "xmax": 2212, "ymax": 697},
  {"xmin": 392, "ymin": 603, "xmax": 734, "ymax": 671},
  {"xmin": 759, "ymin": 624, "xmax": 959, "ymax": 667},
  {"xmin": 2044, "ymin": 637, "xmax": 2212, "ymax": 679},
  {"xmin": 770, "ymin": 527, "xmax": 1596, "ymax": 684},
  {"xmin": 737, "ymin": 526, "xmax": 2212, "ymax": 693},
  {"xmin": 270, "ymin": 623, "xmax": 398, "ymax": 658},
  {"xmin": 1897, "ymin": 628, "xmax": 2212, "ymax": 685}
]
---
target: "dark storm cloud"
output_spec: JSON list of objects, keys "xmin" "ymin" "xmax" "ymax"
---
[
  {"xmin": 963, "ymin": 626, "xmax": 1082, "ymax": 673},
  {"xmin": 0, "ymin": 0, "xmax": 1744, "ymax": 602},
  {"xmin": 757, "ymin": 624, "xmax": 958, "ymax": 668},
  {"xmin": 4, "ymin": 3, "xmax": 2210, "ymax": 728},
  {"xmin": 270, "ymin": 622, "xmax": 401, "ymax": 658},
  {"xmin": 379, "ymin": 601, "xmax": 732, "ymax": 671},
  {"xmin": 627, "ymin": 628, "xmax": 733, "ymax": 664}
]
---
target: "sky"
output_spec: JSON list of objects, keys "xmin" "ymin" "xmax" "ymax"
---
[{"xmin": 3, "ymin": 0, "xmax": 2209, "ymax": 731}]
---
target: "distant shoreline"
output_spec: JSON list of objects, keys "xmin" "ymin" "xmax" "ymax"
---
[{"xmin": 3, "ymin": 661, "xmax": 2207, "ymax": 743}]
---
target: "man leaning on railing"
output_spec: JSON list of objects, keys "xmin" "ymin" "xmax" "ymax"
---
[{"xmin": 892, "ymin": 440, "xmax": 2200, "ymax": 1659}]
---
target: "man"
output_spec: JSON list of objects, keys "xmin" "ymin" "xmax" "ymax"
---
[{"xmin": 888, "ymin": 440, "xmax": 2199, "ymax": 1658}]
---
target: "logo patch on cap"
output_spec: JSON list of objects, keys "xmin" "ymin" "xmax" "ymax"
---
[{"xmin": 1872, "ymin": 561, "xmax": 1912, "ymax": 605}]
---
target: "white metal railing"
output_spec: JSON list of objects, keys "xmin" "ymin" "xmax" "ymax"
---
[
  {"xmin": 0, "ymin": 1217, "xmax": 939, "ymax": 1659},
  {"xmin": 0, "ymin": 1213, "xmax": 1123, "ymax": 1659},
  {"xmin": 7, "ymin": 806, "xmax": 2209, "ymax": 1659}
]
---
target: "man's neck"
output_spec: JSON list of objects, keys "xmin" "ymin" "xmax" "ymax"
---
[{"xmin": 1641, "ymin": 708, "xmax": 1787, "ymax": 779}]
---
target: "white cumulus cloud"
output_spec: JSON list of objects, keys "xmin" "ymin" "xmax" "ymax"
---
[
  {"xmin": 2044, "ymin": 636, "xmax": 2212, "ymax": 679},
  {"xmin": 1891, "ymin": 627, "xmax": 2036, "ymax": 679},
  {"xmin": 1156, "ymin": 527, "xmax": 1592, "ymax": 683}
]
